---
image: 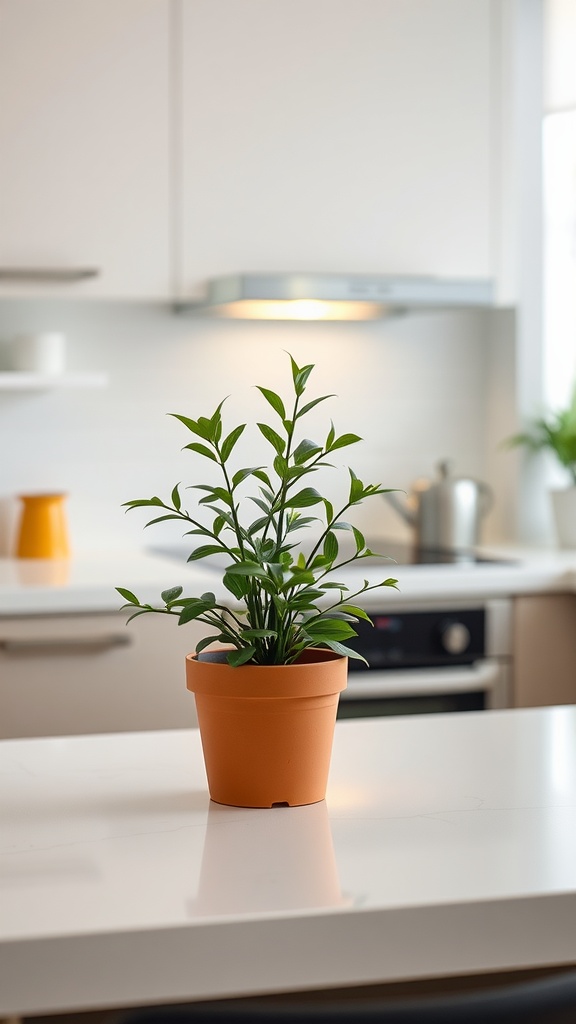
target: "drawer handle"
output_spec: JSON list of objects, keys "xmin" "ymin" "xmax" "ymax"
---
[
  {"xmin": 0, "ymin": 634, "xmax": 132, "ymax": 656},
  {"xmin": 0, "ymin": 267, "xmax": 99, "ymax": 283}
]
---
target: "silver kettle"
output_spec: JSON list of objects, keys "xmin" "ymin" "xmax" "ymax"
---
[{"xmin": 384, "ymin": 460, "xmax": 493, "ymax": 550}]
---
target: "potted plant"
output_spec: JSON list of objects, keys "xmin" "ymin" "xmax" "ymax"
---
[
  {"xmin": 504, "ymin": 383, "xmax": 576, "ymax": 548},
  {"xmin": 117, "ymin": 354, "xmax": 398, "ymax": 807}
]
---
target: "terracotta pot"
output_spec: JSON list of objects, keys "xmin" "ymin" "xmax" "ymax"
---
[{"xmin": 185, "ymin": 648, "xmax": 347, "ymax": 808}]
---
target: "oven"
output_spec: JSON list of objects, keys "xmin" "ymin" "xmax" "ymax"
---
[{"xmin": 337, "ymin": 548, "xmax": 513, "ymax": 719}]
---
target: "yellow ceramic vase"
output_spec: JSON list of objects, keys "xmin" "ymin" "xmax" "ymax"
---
[{"xmin": 15, "ymin": 493, "xmax": 70, "ymax": 559}]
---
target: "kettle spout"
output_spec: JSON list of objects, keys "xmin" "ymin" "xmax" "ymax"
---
[{"xmin": 383, "ymin": 490, "xmax": 417, "ymax": 527}]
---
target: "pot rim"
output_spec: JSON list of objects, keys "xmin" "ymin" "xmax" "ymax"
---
[{"xmin": 186, "ymin": 647, "xmax": 348, "ymax": 699}]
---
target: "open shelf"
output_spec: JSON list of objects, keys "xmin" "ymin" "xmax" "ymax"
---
[{"xmin": 0, "ymin": 372, "xmax": 108, "ymax": 391}]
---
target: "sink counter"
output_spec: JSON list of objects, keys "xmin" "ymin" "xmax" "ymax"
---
[
  {"xmin": 0, "ymin": 550, "xmax": 223, "ymax": 616},
  {"xmin": 1, "ymin": 544, "xmax": 576, "ymax": 616}
]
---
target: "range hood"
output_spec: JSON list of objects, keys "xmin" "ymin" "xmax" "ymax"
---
[{"xmin": 174, "ymin": 273, "xmax": 494, "ymax": 321}]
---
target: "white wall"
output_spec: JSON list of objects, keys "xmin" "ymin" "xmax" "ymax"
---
[{"xmin": 0, "ymin": 302, "xmax": 508, "ymax": 557}]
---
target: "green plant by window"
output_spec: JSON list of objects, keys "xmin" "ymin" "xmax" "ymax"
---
[
  {"xmin": 504, "ymin": 384, "xmax": 576, "ymax": 485},
  {"xmin": 117, "ymin": 354, "xmax": 398, "ymax": 666}
]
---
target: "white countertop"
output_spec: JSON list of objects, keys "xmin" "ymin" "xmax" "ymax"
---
[
  {"xmin": 2, "ymin": 543, "xmax": 576, "ymax": 615},
  {"xmin": 1, "ymin": 707, "xmax": 576, "ymax": 1014}
]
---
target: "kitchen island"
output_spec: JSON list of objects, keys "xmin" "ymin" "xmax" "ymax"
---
[{"xmin": 1, "ymin": 707, "xmax": 576, "ymax": 1016}]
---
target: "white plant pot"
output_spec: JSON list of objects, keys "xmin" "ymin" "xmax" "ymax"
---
[{"xmin": 550, "ymin": 487, "xmax": 576, "ymax": 549}]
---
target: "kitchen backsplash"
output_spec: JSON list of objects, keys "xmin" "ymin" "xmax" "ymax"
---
[{"xmin": 0, "ymin": 301, "xmax": 519, "ymax": 556}]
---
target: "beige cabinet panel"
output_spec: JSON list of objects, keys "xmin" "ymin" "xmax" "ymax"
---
[
  {"xmin": 180, "ymin": 0, "xmax": 493, "ymax": 294},
  {"xmin": 0, "ymin": 612, "xmax": 207, "ymax": 738},
  {"xmin": 513, "ymin": 595, "xmax": 576, "ymax": 707},
  {"xmin": 0, "ymin": 0, "xmax": 171, "ymax": 298}
]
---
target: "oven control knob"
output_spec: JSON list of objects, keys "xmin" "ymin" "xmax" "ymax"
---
[{"xmin": 439, "ymin": 620, "xmax": 471, "ymax": 655}]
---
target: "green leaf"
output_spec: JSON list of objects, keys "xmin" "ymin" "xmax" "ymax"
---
[
  {"xmin": 248, "ymin": 515, "xmax": 272, "ymax": 535},
  {"xmin": 290, "ymin": 588, "xmax": 325, "ymax": 605},
  {"xmin": 293, "ymin": 439, "xmax": 322, "ymax": 465},
  {"xmin": 288, "ymin": 353, "xmax": 302, "ymax": 384},
  {"xmin": 116, "ymin": 587, "xmax": 139, "ymax": 605},
  {"xmin": 323, "ymin": 498, "xmax": 334, "ymax": 523},
  {"xmin": 227, "ymin": 646, "xmax": 257, "ymax": 667},
  {"xmin": 225, "ymin": 560, "xmax": 269, "ymax": 577},
  {"xmin": 209, "ymin": 400, "xmax": 225, "ymax": 444},
  {"xmin": 303, "ymin": 618, "xmax": 358, "ymax": 640},
  {"xmin": 309, "ymin": 553, "xmax": 330, "ymax": 570},
  {"xmin": 143, "ymin": 514, "xmax": 184, "ymax": 527},
  {"xmin": 323, "ymin": 531, "xmax": 338, "ymax": 562},
  {"xmin": 179, "ymin": 602, "xmax": 213, "ymax": 625},
  {"xmin": 170, "ymin": 413, "xmax": 213, "ymax": 441},
  {"xmin": 202, "ymin": 505, "xmax": 236, "ymax": 530},
  {"xmin": 170, "ymin": 484, "xmax": 182, "ymax": 511},
  {"xmin": 195, "ymin": 635, "xmax": 223, "ymax": 655},
  {"xmin": 289, "ymin": 356, "xmax": 314, "ymax": 395},
  {"xmin": 287, "ymin": 515, "xmax": 319, "ymax": 532},
  {"xmin": 232, "ymin": 466, "xmax": 262, "ymax": 489},
  {"xmin": 282, "ymin": 570, "xmax": 316, "ymax": 590},
  {"xmin": 348, "ymin": 469, "xmax": 365, "ymax": 503},
  {"xmin": 213, "ymin": 515, "xmax": 225, "ymax": 536},
  {"xmin": 273, "ymin": 454, "xmax": 288, "ymax": 477},
  {"xmin": 125, "ymin": 608, "xmax": 154, "ymax": 623},
  {"xmin": 196, "ymin": 486, "xmax": 233, "ymax": 507},
  {"xmin": 183, "ymin": 442, "xmax": 217, "ymax": 461},
  {"xmin": 259, "ymin": 484, "xmax": 276, "ymax": 504},
  {"xmin": 250, "ymin": 496, "xmax": 272, "ymax": 515},
  {"xmin": 352, "ymin": 526, "xmax": 365, "ymax": 552},
  {"xmin": 122, "ymin": 497, "xmax": 164, "ymax": 509},
  {"xmin": 223, "ymin": 572, "xmax": 249, "ymax": 600},
  {"xmin": 240, "ymin": 628, "xmax": 278, "ymax": 639},
  {"xmin": 285, "ymin": 487, "xmax": 323, "ymax": 508},
  {"xmin": 220, "ymin": 424, "xmax": 246, "ymax": 462},
  {"xmin": 329, "ymin": 432, "xmax": 362, "ymax": 451},
  {"xmin": 296, "ymin": 394, "xmax": 335, "ymax": 419},
  {"xmin": 256, "ymin": 387, "xmax": 286, "ymax": 419},
  {"xmin": 338, "ymin": 604, "xmax": 373, "ymax": 623},
  {"xmin": 197, "ymin": 415, "xmax": 216, "ymax": 442},
  {"xmin": 187, "ymin": 545, "xmax": 225, "ymax": 561},
  {"xmin": 326, "ymin": 421, "xmax": 336, "ymax": 449},
  {"xmin": 323, "ymin": 640, "xmax": 367, "ymax": 664},
  {"xmin": 161, "ymin": 586, "xmax": 183, "ymax": 603},
  {"xmin": 252, "ymin": 469, "xmax": 272, "ymax": 488},
  {"xmin": 257, "ymin": 422, "xmax": 286, "ymax": 455},
  {"xmin": 285, "ymin": 465, "xmax": 310, "ymax": 482}
]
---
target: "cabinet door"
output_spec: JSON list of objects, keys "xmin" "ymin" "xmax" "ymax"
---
[
  {"xmin": 0, "ymin": 612, "xmax": 208, "ymax": 738},
  {"xmin": 513, "ymin": 595, "xmax": 576, "ymax": 707},
  {"xmin": 0, "ymin": 0, "xmax": 171, "ymax": 298},
  {"xmin": 179, "ymin": 0, "xmax": 492, "ymax": 294}
]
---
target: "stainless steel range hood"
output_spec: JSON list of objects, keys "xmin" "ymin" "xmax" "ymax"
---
[{"xmin": 174, "ymin": 273, "xmax": 494, "ymax": 321}]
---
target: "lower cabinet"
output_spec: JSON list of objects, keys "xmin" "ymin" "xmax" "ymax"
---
[
  {"xmin": 0, "ymin": 611, "xmax": 209, "ymax": 738},
  {"xmin": 513, "ymin": 594, "xmax": 576, "ymax": 707}
]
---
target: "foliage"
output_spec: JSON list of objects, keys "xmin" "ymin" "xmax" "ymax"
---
[
  {"xmin": 117, "ymin": 354, "xmax": 398, "ymax": 666},
  {"xmin": 504, "ymin": 384, "xmax": 576, "ymax": 485}
]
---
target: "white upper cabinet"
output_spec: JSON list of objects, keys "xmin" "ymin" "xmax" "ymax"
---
[
  {"xmin": 178, "ymin": 0, "xmax": 493, "ymax": 297},
  {"xmin": 0, "ymin": 0, "xmax": 171, "ymax": 298}
]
